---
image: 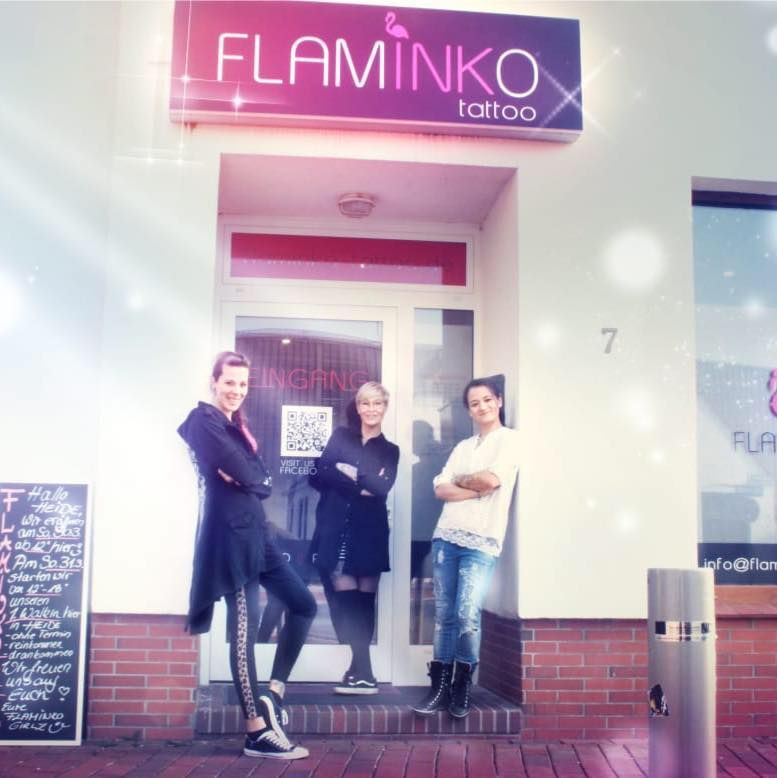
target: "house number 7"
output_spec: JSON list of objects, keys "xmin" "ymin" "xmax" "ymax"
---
[{"xmin": 602, "ymin": 328, "xmax": 618, "ymax": 354}]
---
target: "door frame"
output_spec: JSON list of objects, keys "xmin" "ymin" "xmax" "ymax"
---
[
  {"xmin": 207, "ymin": 301, "xmax": 399, "ymax": 682},
  {"xmin": 202, "ymin": 218, "xmax": 480, "ymax": 687}
]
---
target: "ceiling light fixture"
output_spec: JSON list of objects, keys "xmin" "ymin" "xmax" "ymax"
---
[{"xmin": 337, "ymin": 192, "xmax": 376, "ymax": 218}]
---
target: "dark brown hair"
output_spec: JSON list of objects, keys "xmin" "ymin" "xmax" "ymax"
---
[
  {"xmin": 211, "ymin": 350, "xmax": 250, "ymax": 381},
  {"xmin": 211, "ymin": 351, "xmax": 257, "ymax": 452},
  {"xmin": 462, "ymin": 376, "xmax": 506, "ymax": 426}
]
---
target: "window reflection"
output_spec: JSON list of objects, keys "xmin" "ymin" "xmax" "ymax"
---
[{"xmin": 410, "ymin": 309, "xmax": 473, "ymax": 644}]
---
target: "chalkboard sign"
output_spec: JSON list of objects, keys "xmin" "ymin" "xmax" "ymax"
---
[{"xmin": 0, "ymin": 483, "xmax": 90, "ymax": 744}]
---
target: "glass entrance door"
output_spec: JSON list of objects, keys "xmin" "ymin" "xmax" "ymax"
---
[
  {"xmin": 208, "ymin": 303, "xmax": 397, "ymax": 682},
  {"xmin": 205, "ymin": 301, "xmax": 475, "ymax": 686}
]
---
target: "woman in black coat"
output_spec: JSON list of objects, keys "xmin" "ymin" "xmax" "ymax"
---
[
  {"xmin": 310, "ymin": 381, "xmax": 399, "ymax": 694},
  {"xmin": 178, "ymin": 351, "xmax": 315, "ymax": 760}
]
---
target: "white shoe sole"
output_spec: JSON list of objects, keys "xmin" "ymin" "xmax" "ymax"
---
[
  {"xmin": 243, "ymin": 745, "xmax": 309, "ymax": 759},
  {"xmin": 411, "ymin": 706, "xmax": 442, "ymax": 716},
  {"xmin": 334, "ymin": 685, "xmax": 379, "ymax": 695}
]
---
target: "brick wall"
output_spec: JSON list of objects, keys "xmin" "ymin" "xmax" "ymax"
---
[
  {"xmin": 716, "ymin": 617, "xmax": 777, "ymax": 739},
  {"xmin": 83, "ymin": 611, "xmax": 776, "ymax": 741},
  {"xmin": 87, "ymin": 614, "xmax": 198, "ymax": 741},
  {"xmin": 480, "ymin": 611, "xmax": 777, "ymax": 741},
  {"xmin": 481, "ymin": 613, "xmax": 647, "ymax": 740}
]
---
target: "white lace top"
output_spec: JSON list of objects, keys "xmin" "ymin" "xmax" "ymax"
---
[
  {"xmin": 431, "ymin": 426, "xmax": 520, "ymax": 557},
  {"xmin": 434, "ymin": 528, "xmax": 501, "ymax": 555}
]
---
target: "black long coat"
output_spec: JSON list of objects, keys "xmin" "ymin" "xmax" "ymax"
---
[
  {"xmin": 309, "ymin": 426, "xmax": 399, "ymax": 576},
  {"xmin": 178, "ymin": 402, "xmax": 283, "ymax": 634}
]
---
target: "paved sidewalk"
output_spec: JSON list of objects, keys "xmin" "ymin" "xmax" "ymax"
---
[
  {"xmin": 1, "ymin": 736, "xmax": 777, "ymax": 777},
  {"xmin": 0, "ymin": 737, "xmax": 777, "ymax": 778}
]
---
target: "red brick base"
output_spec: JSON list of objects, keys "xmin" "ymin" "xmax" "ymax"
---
[
  {"xmin": 84, "ymin": 611, "xmax": 776, "ymax": 741},
  {"xmin": 480, "ymin": 611, "xmax": 777, "ymax": 741},
  {"xmin": 87, "ymin": 614, "xmax": 198, "ymax": 741},
  {"xmin": 716, "ymin": 618, "xmax": 777, "ymax": 739},
  {"xmin": 481, "ymin": 613, "xmax": 647, "ymax": 739}
]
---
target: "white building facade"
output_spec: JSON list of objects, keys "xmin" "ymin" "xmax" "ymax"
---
[{"xmin": 1, "ymin": 0, "xmax": 776, "ymax": 741}]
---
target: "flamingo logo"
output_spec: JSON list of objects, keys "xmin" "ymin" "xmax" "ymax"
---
[
  {"xmin": 385, "ymin": 11, "xmax": 409, "ymax": 39},
  {"xmin": 769, "ymin": 369, "xmax": 777, "ymax": 417}
]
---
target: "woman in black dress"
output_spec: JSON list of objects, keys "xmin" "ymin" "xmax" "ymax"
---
[
  {"xmin": 310, "ymin": 381, "xmax": 399, "ymax": 694},
  {"xmin": 178, "ymin": 351, "xmax": 316, "ymax": 760}
]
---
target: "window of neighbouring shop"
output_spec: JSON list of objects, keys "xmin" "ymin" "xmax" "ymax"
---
[{"xmin": 694, "ymin": 188, "xmax": 777, "ymax": 585}]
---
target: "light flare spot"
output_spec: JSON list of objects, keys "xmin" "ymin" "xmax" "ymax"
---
[
  {"xmin": 743, "ymin": 297, "xmax": 765, "ymax": 319},
  {"xmin": 127, "ymin": 292, "xmax": 146, "ymax": 311},
  {"xmin": 617, "ymin": 387, "xmax": 655, "ymax": 432},
  {"xmin": 649, "ymin": 449, "xmax": 665, "ymax": 465},
  {"xmin": 534, "ymin": 321, "xmax": 562, "ymax": 351},
  {"xmin": 615, "ymin": 510, "xmax": 639, "ymax": 533},
  {"xmin": 768, "ymin": 26, "xmax": 777, "ymax": 55},
  {"xmin": 0, "ymin": 273, "xmax": 23, "ymax": 334},
  {"xmin": 602, "ymin": 228, "xmax": 666, "ymax": 293}
]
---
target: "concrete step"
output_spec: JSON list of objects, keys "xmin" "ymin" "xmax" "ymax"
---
[{"xmin": 196, "ymin": 683, "xmax": 522, "ymax": 736}]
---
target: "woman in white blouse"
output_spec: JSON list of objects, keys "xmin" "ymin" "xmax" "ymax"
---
[{"xmin": 412, "ymin": 377, "xmax": 519, "ymax": 719}]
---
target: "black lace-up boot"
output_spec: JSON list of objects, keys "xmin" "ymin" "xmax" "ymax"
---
[
  {"xmin": 448, "ymin": 661, "xmax": 477, "ymax": 718},
  {"xmin": 411, "ymin": 661, "xmax": 453, "ymax": 716}
]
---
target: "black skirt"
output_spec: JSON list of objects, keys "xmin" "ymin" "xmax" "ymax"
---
[
  {"xmin": 309, "ymin": 426, "xmax": 399, "ymax": 577},
  {"xmin": 310, "ymin": 494, "xmax": 391, "ymax": 576}
]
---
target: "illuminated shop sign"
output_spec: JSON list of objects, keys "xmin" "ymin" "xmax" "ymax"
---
[{"xmin": 170, "ymin": 1, "xmax": 583, "ymax": 141}]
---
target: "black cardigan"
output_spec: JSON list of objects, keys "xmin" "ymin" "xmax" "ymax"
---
[
  {"xmin": 309, "ymin": 426, "xmax": 399, "ymax": 576},
  {"xmin": 178, "ymin": 402, "xmax": 283, "ymax": 634}
]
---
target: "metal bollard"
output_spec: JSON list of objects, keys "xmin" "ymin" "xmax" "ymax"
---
[{"xmin": 647, "ymin": 568, "xmax": 716, "ymax": 778}]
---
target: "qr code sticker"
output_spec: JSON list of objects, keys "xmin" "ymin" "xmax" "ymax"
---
[{"xmin": 281, "ymin": 405, "xmax": 333, "ymax": 458}]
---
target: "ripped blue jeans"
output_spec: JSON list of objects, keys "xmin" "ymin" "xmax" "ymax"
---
[{"xmin": 431, "ymin": 539, "xmax": 496, "ymax": 664}]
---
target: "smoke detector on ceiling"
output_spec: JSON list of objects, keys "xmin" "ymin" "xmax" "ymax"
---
[{"xmin": 337, "ymin": 192, "xmax": 376, "ymax": 218}]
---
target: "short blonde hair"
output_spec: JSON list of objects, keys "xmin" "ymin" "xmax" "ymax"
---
[{"xmin": 356, "ymin": 381, "xmax": 389, "ymax": 405}]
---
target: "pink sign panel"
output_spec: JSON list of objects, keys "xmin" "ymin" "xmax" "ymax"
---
[
  {"xmin": 231, "ymin": 233, "xmax": 467, "ymax": 286},
  {"xmin": 170, "ymin": 1, "xmax": 582, "ymax": 141}
]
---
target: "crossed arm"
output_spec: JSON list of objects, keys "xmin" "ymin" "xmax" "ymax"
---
[
  {"xmin": 186, "ymin": 415, "xmax": 270, "ymax": 494},
  {"xmin": 311, "ymin": 429, "xmax": 399, "ymax": 498},
  {"xmin": 335, "ymin": 461, "xmax": 374, "ymax": 496},
  {"xmin": 434, "ymin": 470, "xmax": 501, "ymax": 502}
]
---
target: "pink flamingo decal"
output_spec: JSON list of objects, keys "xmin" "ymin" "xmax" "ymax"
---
[
  {"xmin": 769, "ymin": 369, "xmax": 777, "ymax": 417},
  {"xmin": 385, "ymin": 11, "xmax": 409, "ymax": 39}
]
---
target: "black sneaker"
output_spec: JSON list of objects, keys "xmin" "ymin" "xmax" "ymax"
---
[
  {"xmin": 334, "ymin": 674, "xmax": 379, "ymax": 695},
  {"xmin": 268, "ymin": 690, "xmax": 290, "ymax": 727},
  {"xmin": 258, "ymin": 694, "xmax": 288, "ymax": 737},
  {"xmin": 243, "ymin": 730, "xmax": 309, "ymax": 760}
]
